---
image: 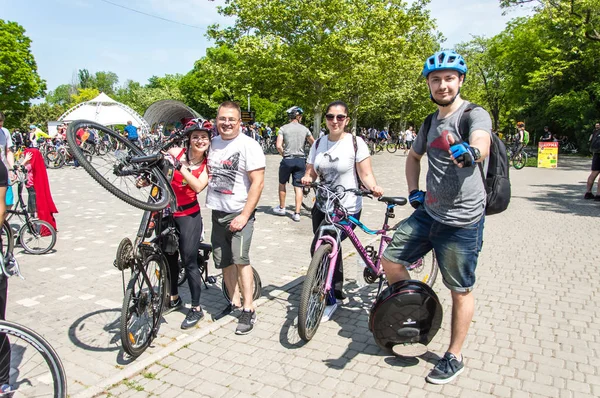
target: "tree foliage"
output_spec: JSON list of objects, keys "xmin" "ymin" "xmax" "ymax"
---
[
  {"xmin": 0, "ymin": 19, "xmax": 46, "ymax": 126},
  {"xmin": 205, "ymin": 0, "xmax": 438, "ymax": 134}
]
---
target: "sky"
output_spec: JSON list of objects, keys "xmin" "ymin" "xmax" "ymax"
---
[{"xmin": 2, "ymin": 0, "xmax": 535, "ymax": 93}]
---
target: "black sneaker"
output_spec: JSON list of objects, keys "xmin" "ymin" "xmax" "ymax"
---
[
  {"xmin": 235, "ymin": 309, "xmax": 256, "ymax": 335},
  {"xmin": 181, "ymin": 307, "xmax": 204, "ymax": 330},
  {"xmin": 584, "ymin": 192, "xmax": 595, "ymax": 199},
  {"xmin": 212, "ymin": 303, "xmax": 242, "ymax": 321},
  {"xmin": 595, "ymin": 195, "xmax": 600, "ymax": 202},
  {"xmin": 426, "ymin": 352, "xmax": 464, "ymax": 385},
  {"xmin": 163, "ymin": 297, "xmax": 182, "ymax": 315}
]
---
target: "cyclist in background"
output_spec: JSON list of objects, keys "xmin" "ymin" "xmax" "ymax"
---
[
  {"xmin": 514, "ymin": 121, "xmax": 529, "ymax": 155},
  {"xmin": 272, "ymin": 106, "xmax": 314, "ymax": 221}
]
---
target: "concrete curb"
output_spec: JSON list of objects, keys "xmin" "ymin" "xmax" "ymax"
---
[{"xmin": 76, "ymin": 233, "xmax": 380, "ymax": 398}]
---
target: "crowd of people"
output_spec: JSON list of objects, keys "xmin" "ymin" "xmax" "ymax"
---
[
  {"xmin": 139, "ymin": 50, "xmax": 495, "ymax": 386},
  {"xmin": 1, "ymin": 48, "xmax": 599, "ymax": 393}
]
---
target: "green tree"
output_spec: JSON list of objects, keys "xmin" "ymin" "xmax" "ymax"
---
[
  {"xmin": 0, "ymin": 20, "xmax": 46, "ymax": 125},
  {"xmin": 71, "ymin": 88, "xmax": 100, "ymax": 104},
  {"xmin": 208, "ymin": 0, "xmax": 438, "ymax": 135},
  {"xmin": 95, "ymin": 71, "xmax": 119, "ymax": 95},
  {"xmin": 22, "ymin": 103, "xmax": 66, "ymax": 131},
  {"xmin": 500, "ymin": 1, "xmax": 600, "ymax": 42},
  {"xmin": 46, "ymin": 84, "xmax": 77, "ymax": 106}
]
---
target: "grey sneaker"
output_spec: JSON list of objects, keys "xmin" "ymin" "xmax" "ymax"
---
[
  {"xmin": 181, "ymin": 307, "xmax": 204, "ymax": 330},
  {"xmin": 426, "ymin": 352, "xmax": 464, "ymax": 385},
  {"xmin": 292, "ymin": 213, "xmax": 301, "ymax": 222},
  {"xmin": 272, "ymin": 206, "xmax": 286, "ymax": 216},
  {"xmin": 235, "ymin": 309, "xmax": 256, "ymax": 335}
]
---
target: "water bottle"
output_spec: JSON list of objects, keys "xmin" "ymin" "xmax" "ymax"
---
[{"xmin": 356, "ymin": 256, "xmax": 367, "ymax": 288}]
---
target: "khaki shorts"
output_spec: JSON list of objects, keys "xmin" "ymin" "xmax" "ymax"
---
[{"xmin": 211, "ymin": 210, "xmax": 255, "ymax": 269}]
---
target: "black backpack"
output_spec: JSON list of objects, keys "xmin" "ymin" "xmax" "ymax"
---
[{"xmin": 422, "ymin": 104, "xmax": 511, "ymax": 215}]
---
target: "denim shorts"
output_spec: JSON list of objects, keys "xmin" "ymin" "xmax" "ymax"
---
[
  {"xmin": 382, "ymin": 206, "xmax": 484, "ymax": 292},
  {"xmin": 279, "ymin": 157, "xmax": 306, "ymax": 187}
]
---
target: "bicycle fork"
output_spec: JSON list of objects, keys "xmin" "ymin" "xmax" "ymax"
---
[{"xmin": 314, "ymin": 225, "xmax": 341, "ymax": 293}]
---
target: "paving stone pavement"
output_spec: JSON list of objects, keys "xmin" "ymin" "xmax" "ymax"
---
[{"xmin": 7, "ymin": 151, "xmax": 599, "ymax": 397}]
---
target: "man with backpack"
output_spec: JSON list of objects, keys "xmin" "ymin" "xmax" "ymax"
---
[
  {"xmin": 380, "ymin": 51, "xmax": 493, "ymax": 385},
  {"xmin": 584, "ymin": 122, "xmax": 600, "ymax": 200},
  {"xmin": 514, "ymin": 121, "xmax": 529, "ymax": 155}
]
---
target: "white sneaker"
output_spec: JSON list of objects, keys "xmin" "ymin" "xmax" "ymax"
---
[
  {"xmin": 321, "ymin": 302, "xmax": 338, "ymax": 322},
  {"xmin": 292, "ymin": 213, "xmax": 301, "ymax": 222},
  {"xmin": 272, "ymin": 206, "xmax": 286, "ymax": 216}
]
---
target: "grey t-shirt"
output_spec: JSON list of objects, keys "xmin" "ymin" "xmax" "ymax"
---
[
  {"xmin": 279, "ymin": 122, "xmax": 311, "ymax": 157},
  {"xmin": 0, "ymin": 127, "xmax": 13, "ymax": 168},
  {"xmin": 413, "ymin": 101, "xmax": 492, "ymax": 227}
]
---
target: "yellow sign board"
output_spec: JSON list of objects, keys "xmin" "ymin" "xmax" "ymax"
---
[{"xmin": 537, "ymin": 142, "xmax": 558, "ymax": 168}]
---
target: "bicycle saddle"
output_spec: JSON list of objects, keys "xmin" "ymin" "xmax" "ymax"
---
[
  {"xmin": 378, "ymin": 196, "xmax": 407, "ymax": 206},
  {"xmin": 369, "ymin": 280, "xmax": 442, "ymax": 356},
  {"xmin": 198, "ymin": 242, "xmax": 212, "ymax": 252}
]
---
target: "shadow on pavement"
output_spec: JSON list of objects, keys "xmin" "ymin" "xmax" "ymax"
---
[
  {"xmin": 68, "ymin": 308, "xmax": 122, "ymax": 353},
  {"xmin": 519, "ymin": 183, "xmax": 600, "ymax": 218}
]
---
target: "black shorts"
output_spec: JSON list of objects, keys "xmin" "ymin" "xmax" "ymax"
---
[
  {"xmin": 592, "ymin": 153, "xmax": 600, "ymax": 171},
  {"xmin": 0, "ymin": 161, "xmax": 7, "ymax": 188},
  {"xmin": 279, "ymin": 157, "xmax": 306, "ymax": 187}
]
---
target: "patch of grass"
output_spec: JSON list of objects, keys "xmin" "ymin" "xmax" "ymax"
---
[
  {"xmin": 142, "ymin": 372, "xmax": 156, "ymax": 379},
  {"xmin": 156, "ymin": 362, "xmax": 169, "ymax": 369},
  {"xmin": 123, "ymin": 380, "xmax": 144, "ymax": 392}
]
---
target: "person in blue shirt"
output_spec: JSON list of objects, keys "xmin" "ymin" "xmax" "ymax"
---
[{"xmin": 124, "ymin": 121, "xmax": 139, "ymax": 145}]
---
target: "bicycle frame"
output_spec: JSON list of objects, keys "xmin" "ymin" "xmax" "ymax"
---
[{"xmin": 313, "ymin": 187, "xmax": 397, "ymax": 293}]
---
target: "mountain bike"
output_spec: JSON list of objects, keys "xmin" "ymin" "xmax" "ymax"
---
[
  {"xmin": 5, "ymin": 166, "xmax": 57, "ymax": 254},
  {"xmin": 298, "ymin": 184, "xmax": 438, "ymax": 342},
  {"xmin": 0, "ymin": 222, "xmax": 67, "ymax": 397},
  {"xmin": 386, "ymin": 138, "xmax": 405, "ymax": 154}
]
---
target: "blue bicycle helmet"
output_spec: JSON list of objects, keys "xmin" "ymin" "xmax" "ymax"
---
[{"xmin": 422, "ymin": 50, "xmax": 468, "ymax": 79}]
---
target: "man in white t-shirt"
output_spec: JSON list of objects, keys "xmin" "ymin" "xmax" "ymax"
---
[
  {"xmin": 404, "ymin": 125, "xmax": 415, "ymax": 155},
  {"xmin": 207, "ymin": 101, "xmax": 266, "ymax": 335}
]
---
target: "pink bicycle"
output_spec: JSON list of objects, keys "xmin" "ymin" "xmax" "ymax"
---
[{"xmin": 298, "ymin": 183, "xmax": 438, "ymax": 342}]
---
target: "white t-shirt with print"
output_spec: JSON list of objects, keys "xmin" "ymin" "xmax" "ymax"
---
[
  {"xmin": 206, "ymin": 133, "xmax": 266, "ymax": 213},
  {"xmin": 307, "ymin": 134, "xmax": 370, "ymax": 214},
  {"xmin": 404, "ymin": 130, "xmax": 414, "ymax": 141}
]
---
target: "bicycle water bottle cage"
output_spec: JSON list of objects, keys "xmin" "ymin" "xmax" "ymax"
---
[{"xmin": 369, "ymin": 280, "xmax": 443, "ymax": 356}]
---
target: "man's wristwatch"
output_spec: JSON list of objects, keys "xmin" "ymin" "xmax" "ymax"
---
[{"xmin": 471, "ymin": 147, "xmax": 481, "ymax": 162}]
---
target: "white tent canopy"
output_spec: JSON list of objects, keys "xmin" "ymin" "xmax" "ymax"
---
[{"xmin": 58, "ymin": 92, "xmax": 150, "ymax": 134}]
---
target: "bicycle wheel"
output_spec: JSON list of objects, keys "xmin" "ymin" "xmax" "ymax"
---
[
  {"xmin": 0, "ymin": 221, "xmax": 14, "ymax": 260},
  {"xmin": 301, "ymin": 187, "xmax": 316, "ymax": 212},
  {"xmin": 0, "ymin": 320, "xmax": 67, "ymax": 397},
  {"xmin": 513, "ymin": 152, "xmax": 527, "ymax": 170},
  {"xmin": 19, "ymin": 219, "xmax": 57, "ymax": 255},
  {"xmin": 221, "ymin": 267, "xmax": 262, "ymax": 302},
  {"xmin": 44, "ymin": 150, "xmax": 65, "ymax": 169},
  {"xmin": 120, "ymin": 254, "xmax": 167, "ymax": 357},
  {"xmin": 386, "ymin": 143, "xmax": 398, "ymax": 154},
  {"xmin": 66, "ymin": 120, "xmax": 172, "ymax": 211},
  {"xmin": 375, "ymin": 143, "xmax": 384, "ymax": 154},
  {"xmin": 406, "ymin": 250, "xmax": 438, "ymax": 287},
  {"xmin": 298, "ymin": 243, "xmax": 332, "ymax": 342}
]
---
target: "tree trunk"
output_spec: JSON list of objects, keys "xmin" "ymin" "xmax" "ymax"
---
[{"xmin": 312, "ymin": 101, "xmax": 322, "ymax": 139}]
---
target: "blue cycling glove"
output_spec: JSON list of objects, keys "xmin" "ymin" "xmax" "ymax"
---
[
  {"xmin": 409, "ymin": 190, "xmax": 425, "ymax": 209},
  {"xmin": 450, "ymin": 142, "xmax": 480, "ymax": 167}
]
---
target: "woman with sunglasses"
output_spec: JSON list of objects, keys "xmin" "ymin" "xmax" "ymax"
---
[
  {"xmin": 163, "ymin": 121, "xmax": 212, "ymax": 329},
  {"xmin": 301, "ymin": 100, "xmax": 384, "ymax": 321}
]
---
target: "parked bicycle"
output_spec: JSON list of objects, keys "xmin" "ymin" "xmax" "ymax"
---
[
  {"xmin": 0, "ymin": 222, "xmax": 67, "ymax": 396},
  {"xmin": 5, "ymin": 165, "xmax": 57, "ymax": 254},
  {"xmin": 298, "ymin": 183, "xmax": 438, "ymax": 342}
]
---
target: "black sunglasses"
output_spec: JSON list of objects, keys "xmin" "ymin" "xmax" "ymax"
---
[{"xmin": 325, "ymin": 114, "xmax": 347, "ymax": 121}]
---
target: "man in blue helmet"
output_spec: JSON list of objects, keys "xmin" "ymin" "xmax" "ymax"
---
[{"xmin": 380, "ymin": 50, "xmax": 492, "ymax": 384}]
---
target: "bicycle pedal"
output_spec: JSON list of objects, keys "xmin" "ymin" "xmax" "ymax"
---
[{"xmin": 207, "ymin": 276, "xmax": 217, "ymax": 284}]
